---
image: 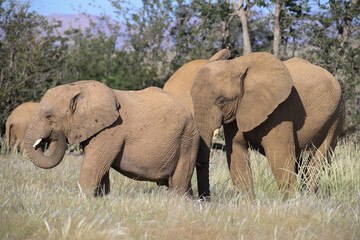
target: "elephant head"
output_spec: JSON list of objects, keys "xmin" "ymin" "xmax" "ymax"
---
[
  {"xmin": 24, "ymin": 80, "xmax": 120, "ymax": 169},
  {"xmin": 191, "ymin": 51, "xmax": 294, "ymax": 198}
]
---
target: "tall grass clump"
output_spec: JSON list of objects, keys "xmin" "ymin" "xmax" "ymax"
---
[
  {"xmin": 0, "ymin": 136, "xmax": 6, "ymax": 155},
  {"xmin": 0, "ymin": 136, "xmax": 359, "ymax": 239},
  {"xmin": 316, "ymin": 136, "xmax": 360, "ymax": 203}
]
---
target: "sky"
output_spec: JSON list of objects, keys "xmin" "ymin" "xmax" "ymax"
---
[
  {"xmin": 28, "ymin": 0, "xmax": 142, "ymax": 17},
  {"xmin": 27, "ymin": 0, "xmax": 328, "ymax": 17}
]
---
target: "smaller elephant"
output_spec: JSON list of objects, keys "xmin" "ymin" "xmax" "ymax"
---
[
  {"xmin": 6, "ymin": 102, "xmax": 39, "ymax": 152},
  {"xmin": 25, "ymin": 81, "xmax": 199, "ymax": 197}
]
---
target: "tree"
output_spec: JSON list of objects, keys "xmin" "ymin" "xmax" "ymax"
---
[
  {"xmin": 110, "ymin": 0, "xmax": 173, "ymax": 88},
  {"xmin": 231, "ymin": 0, "xmax": 256, "ymax": 54},
  {"xmin": 62, "ymin": 16, "xmax": 121, "ymax": 83},
  {"xmin": 0, "ymin": 0, "xmax": 69, "ymax": 133},
  {"xmin": 272, "ymin": 0, "xmax": 281, "ymax": 57},
  {"xmin": 265, "ymin": 0, "xmax": 311, "ymax": 58},
  {"xmin": 170, "ymin": 0, "xmax": 237, "ymax": 70},
  {"xmin": 302, "ymin": 0, "xmax": 360, "ymax": 134},
  {"xmin": 219, "ymin": 0, "xmax": 235, "ymax": 50}
]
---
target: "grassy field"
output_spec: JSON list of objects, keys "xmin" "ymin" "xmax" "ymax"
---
[{"xmin": 0, "ymin": 136, "xmax": 359, "ymax": 239}]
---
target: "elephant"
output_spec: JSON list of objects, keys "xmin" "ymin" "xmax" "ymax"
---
[
  {"xmin": 6, "ymin": 102, "xmax": 39, "ymax": 152},
  {"xmin": 163, "ymin": 50, "xmax": 231, "ymax": 114},
  {"xmin": 164, "ymin": 59, "xmax": 208, "ymax": 114},
  {"xmin": 24, "ymin": 80, "xmax": 199, "ymax": 197},
  {"xmin": 163, "ymin": 50, "xmax": 231, "ymax": 197},
  {"xmin": 173, "ymin": 50, "xmax": 344, "ymax": 199}
]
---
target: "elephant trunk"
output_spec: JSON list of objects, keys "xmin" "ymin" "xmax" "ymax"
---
[
  {"xmin": 5, "ymin": 122, "xmax": 11, "ymax": 150},
  {"xmin": 191, "ymin": 78, "xmax": 223, "ymax": 199},
  {"xmin": 24, "ymin": 129, "xmax": 66, "ymax": 169},
  {"xmin": 196, "ymin": 118, "xmax": 222, "ymax": 200},
  {"xmin": 196, "ymin": 128, "xmax": 212, "ymax": 199}
]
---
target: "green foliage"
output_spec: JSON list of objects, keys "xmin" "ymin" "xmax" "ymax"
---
[
  {"xmin": 121, "ymin": 0, "xmax": 174, "ymax": 87},
  {"xmin": 105, "ymin": 0, "xmax": 175, "ymax": 89},
  {"xmin": 278, "ymin": 0, "xmax": 311, "ymax": 58},
  {"xmin": 0, "ymin": 1, "xmax": 70, "ymax": 133},
  {"xmin": 248, "ymin": 10, "xmax": 273, "ymax": 53},
  {"xmin": 62, "ymin": 18, "xmax": 120, "ymax": 83},
  {"xmin": 0, "ymin": 0, "xmax": 359, "ymax": 136},
  {"xmin": 169, "ymin": 0, "xmax": 237, "ymax": 70},
  {"xmin": 301, "ymin": 0, "xmax": 360, "ymax": 133}
]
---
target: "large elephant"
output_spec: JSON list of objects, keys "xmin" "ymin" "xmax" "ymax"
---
[
  {"xmin": 24, "ymin": 81, "xmax": 199, "ymax": 196},
  {"xmin": 188, "ymin": 50, "xmax": 344, "ymax": 199},
  {"xmin": 6, "ymin": 102, "xmax": 39, "ymax": 152}
]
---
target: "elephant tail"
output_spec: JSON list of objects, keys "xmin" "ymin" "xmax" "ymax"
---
[{"xmin": 5, "ymin": 120, "xmax": 12, "ymax": 150}]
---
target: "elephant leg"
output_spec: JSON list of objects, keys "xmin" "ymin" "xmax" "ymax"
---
[
  {"xmin": 19, "ymin": 140, "xmax": 25, "ymax": 153},
  {"xmin": 79, "ymin": 154, "xmax": 113, "ymax": 196},
  {"xmin": 224, "ymin": 123, "xmax": 254, "ymax": 200},
  {"xmin": 79, "ymin": 134, "xmax": 120, "ymax": 196},
  {"xmin": 297, "ymin": 150, "xmax": 312, "ymax": 193},
  {"xmin": 7, "ymin": 126, "xmax": 16, "ymax": 151},
  {"xmin": 307, "ymin": 117, "xmax": 342, "ymax": 193},
  {"xmin": 261, "ymin": 121, "xmax": 297, "ymax": 194},
  {"xmin": 169, "ymin": 137, "xmax": 198, "ymax": 197},
  {"xmin": 187, "ymin": 182, "xmax": 194, "ymax": 197},
  {"xmin": 99, "ymin": 171, "xmax": 110, "ymax": 196}
]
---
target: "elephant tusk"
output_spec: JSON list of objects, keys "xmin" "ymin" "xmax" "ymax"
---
[
  {"xmin": 33, "ymin": 138, "xmax": 43, "ymax": 148},
  {"xmin": 212, "ymin": 128, "xmax": 220, "ymax": 139}
]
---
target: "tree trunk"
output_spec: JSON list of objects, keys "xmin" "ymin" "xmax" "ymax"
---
[
  {"xmin": 221, "ymin": 19, "xmax": 231, "ymax": 49},
  {"xmin": 239, "ymin": 7, "xmax": 252, "ymax": 55},
  {"xmin": 330, "ymin": 0, "xmax": 358, "ymax": 44},
  {"xmin": 221, "ymin": 0, "xmax": 234, "ymax": 50},
  {"xmin": 232, "ymin": 0, "xmax": 252, "ymax": 55},
  {"xmin": 273, "ymin": 0, "xmax": 281, "ymax": 58}
]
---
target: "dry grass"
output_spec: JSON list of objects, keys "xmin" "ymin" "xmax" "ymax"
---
[{"xmin": 0, "ymin": 136, "xmax": 359, "ymax": 239}]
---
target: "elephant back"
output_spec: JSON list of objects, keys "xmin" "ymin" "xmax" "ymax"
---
[
  {"xmin": 284, "ymin": 58, "xmax": 344, "ymax": 147},
  {"xmin": 163, "ymin": 60, "xmax": 208, "ymax": 114},
  {"xmin": 5, "ymin": 102, "xmax": 39, "ymax": 150},
  {"xmin": 284, "ymin": 58, "xmax": 342, "ymax": 115}
]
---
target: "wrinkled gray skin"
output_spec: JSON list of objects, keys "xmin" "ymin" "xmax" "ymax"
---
[{"xmin": 25, "ymin": 81, "xmax": 199, "ymax": 197}]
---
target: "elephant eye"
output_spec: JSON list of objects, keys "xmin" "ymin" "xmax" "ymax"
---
[
  {"xmin": 216, "ymin": 97, "xmax": 226, "ymax": 105},
  {"xmin": 45, "ymin": 113, "xmax": 53, "ymax": 120}
]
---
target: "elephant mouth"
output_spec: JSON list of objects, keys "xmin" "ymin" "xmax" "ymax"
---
[
  {"xmin": 33, "ymin": 131, "xmax": 63, "ymax": 156},
  {"xmin": 34, "ymin": 138, "xmax": 54, "ymax": 156},
  {"xmin": 25, "ymin": 130, "xmax": 67, "ymax": 169}
]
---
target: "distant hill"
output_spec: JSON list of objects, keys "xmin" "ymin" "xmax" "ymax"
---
[{"xmin": 45, "ymin": 14, "xmax": 126, "ymax": 46}]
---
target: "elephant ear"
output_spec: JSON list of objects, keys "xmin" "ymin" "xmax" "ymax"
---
[
  {"xmin": 67, "ymin": 81, "xmax": 120, "ymax": 144},
  {"xmin": 208, "ymin": 49, "xmax": 231, "ymax": 62},
  {"xmin": 236, "ymin": 53, "xmax": 294, "ymax": 132}
]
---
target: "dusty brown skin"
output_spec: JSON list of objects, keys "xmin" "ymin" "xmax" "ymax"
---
[
  {"xmin": 24, "ymin": 81, "xmax": 199, "ymax": 196},
  {"xmin": 166, "ymin": 50, "xmax": 344, "ymax": 199},
  {"xmin": 163, "ymin": 50, "xmax": 231, "ymax": 198},
  {"xmin": 164, "ymin": 59, "xmax": 207, "ymax": 114},
  {"xmin": 6, "ymin": 102, "xmax": 39, "ymax": 152},
  {"xmin": 164, "ymin": 50, "xmax": 231, "ymax": 114}
]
